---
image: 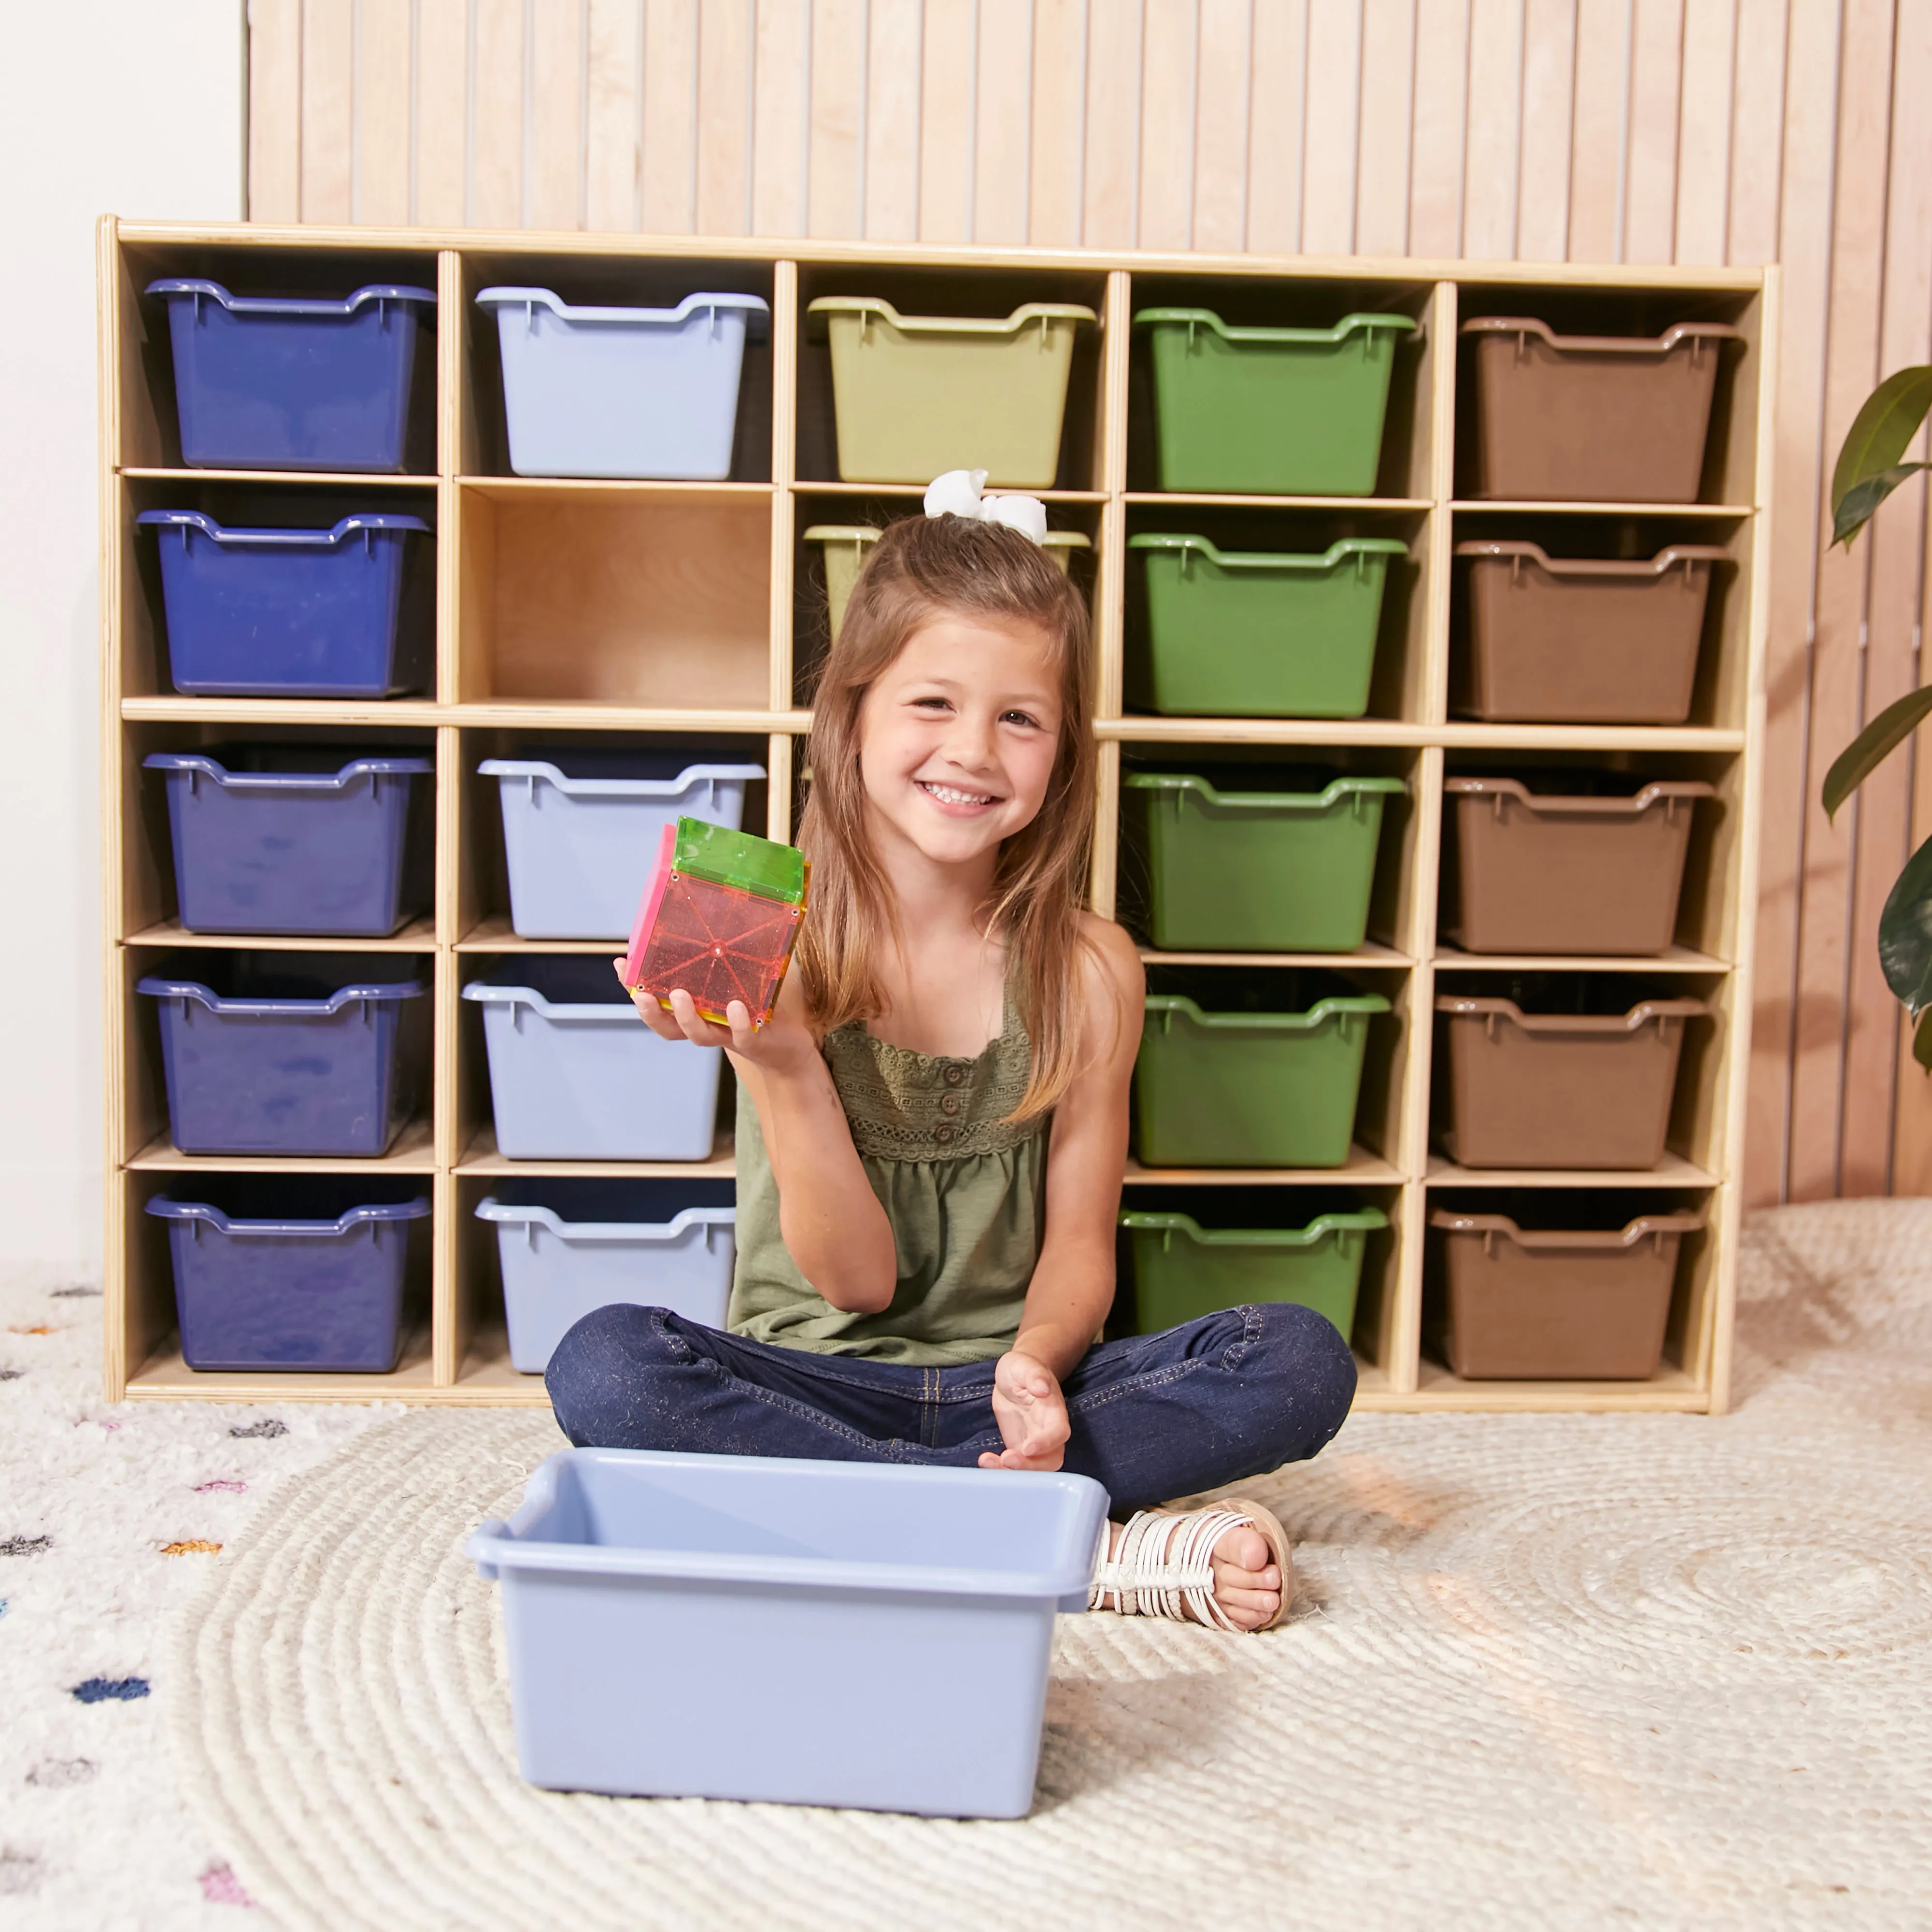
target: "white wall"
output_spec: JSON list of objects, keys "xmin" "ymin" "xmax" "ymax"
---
[{"xmin": 0, "ymin": 3, "xmax": 245, "ymax": 1269}]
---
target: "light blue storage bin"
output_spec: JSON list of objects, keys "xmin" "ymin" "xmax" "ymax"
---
[
  {"xmin": 469, "ymin": 1448, "xmax": 1108, "ymax": 1814},
  {"xmin": 463, "ymin": 957, "xmax": 723, "ymax": 1161},
  {"xmin": 477, "ymin": 287, "xmax": 771, "ymax": 480},
  {"xmin": 476, "ymin": 1179, "xmax": 737, "ymax": 1373},
  {"xmin": 479, "ymin": 750, "xmax": 765, "ymax": 940}
]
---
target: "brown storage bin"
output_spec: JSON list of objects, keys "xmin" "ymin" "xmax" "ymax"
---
[
  {"xmin": 1460, "ymin": 318, "xmax": 1743, "ymax": 503},
  {"xmin": 1444, "ymin": 777, "xmax": 1716, "ymax": 955},
  {"xmin": 1453, "ymin": 541, "xmax": 1727, "ymax": 724},
  {"xmin": 1436, "ymin": 989, "xmax": 1707, "ymax": 1168},
  {"xmin": 1431, "ymin": 1204, "xmax": 1703, "ymax": 1379}
]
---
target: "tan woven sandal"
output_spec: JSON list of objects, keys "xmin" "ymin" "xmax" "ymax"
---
[{"xmin": 1087, "ymin": 1495, "xmax": 1296, "ymax": 1633}]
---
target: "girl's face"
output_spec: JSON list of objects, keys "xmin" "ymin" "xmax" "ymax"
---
[{"xmin": 855, "ymin": 611, "xmax": 1065, "ymax": 874}]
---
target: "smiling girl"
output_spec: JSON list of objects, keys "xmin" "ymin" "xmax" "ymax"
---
[{"xmin": 545, "ymin": 488, "xmax": 1356, "ymax": 1633}]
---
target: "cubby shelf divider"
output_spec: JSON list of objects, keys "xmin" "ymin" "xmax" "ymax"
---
[{"xmin": 99, "ymin": 219, "xmax": 1777, "ymax": 1415}]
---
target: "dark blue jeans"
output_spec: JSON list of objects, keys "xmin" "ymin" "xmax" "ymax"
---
[{"xmin": 545, "ymin": 1302, "xmax": 1357, "ymax": 1517}]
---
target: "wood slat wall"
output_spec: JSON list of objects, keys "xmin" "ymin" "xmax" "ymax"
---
[{"xmin": 242, "ymin": 0, "xmax": 1932, "ymax": 1207}]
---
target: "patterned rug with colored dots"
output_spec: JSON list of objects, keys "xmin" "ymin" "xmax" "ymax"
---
[{"xmin": 0, "ymin": 1266, "xmax": 384, "ymax": 1929}]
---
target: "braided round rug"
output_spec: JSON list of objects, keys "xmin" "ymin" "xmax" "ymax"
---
[{"xmin": 169, "ymin": 1202, "xmax": 1932, "ymax": 1932}]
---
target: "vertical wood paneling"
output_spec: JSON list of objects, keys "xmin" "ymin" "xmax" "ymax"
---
[
  {"xmin": 248, "ymin": 0, "xmax": 302, "ymax": 222},
  {"xmin": 695, "ymin": 0, "xmax": 754, "ymax": 235},
  {"xmin": 1816, "ymin": 0, "xmax": 1909, "ymax": 1198},
  {"xmin": 355, "ymin": 0, "xmax": 415, "ymax": 225},
  {"xmin": 1463, "ymin": 0, "xmax": 1526, "ymax": 258},
  {"xmin": 1726, "ymin": 0, "xmax": 1787, "ymax": 262},
  {"xmin": 1303, "ymin": 0, "xmax": 1364, "ymax": 255},
  {"xmin": 1674, "ymin": 0, "xmax": 1736, "ymax": 262},
  {"xmin": 867, "ymin": 0, "xmax": 925, "ymax": 239},
  {"xmin": 1355, "ymin": 0, "xmax": 1415, "ymax": 256},
  {"xmin": 1747, "ymin": 0, "xmax": 1845, "ymax": 1207},
  {"xmin": 1081, "ymin": 0, "xmax": 1142, "ymax": 245},
  {"xmin": 415, "ymin": 0, "xmax": 472, "ymax": 224},
  {"xmin": 1139, "ymin": 0, "xmax": 1200, "ymax": 250},
  {"xmin": 1570, "ymin": 0, "xmax": 1630, "ymax": 260},
  {"xmin": 1408, "ymin": 0, "xmax": 1471, "ymax": 256},
  {"xmin": 1884, "ymin": 0, "xmax": 1932, "ymax": 1193},
  {"xmin": 1517, "ymin": 0, "xmax": 1577, "ymax": 259},
  {"xmin": 1029, "ymin": 0, "xmax": 1089, "ymax": 244},
  {"xmin": 1623, "ymin": 0, "xmax": 1686, "ymax": 260},
  {"xmin": 750, "ymin": 0, "xmax": 808, "ymax": 235},
  {"xmin": 643, "ymin": 0, "xmax": 700, "ymax": 232},
  {"xmin": 471, "ymin": 0, "xmax": 527, "ymax": 227},
  {"xmin": 919, "ymin": 0, "xmax": 976, "ymax": 242},
  {"xmin": 1246, "ymin": 0, "xmax": 1308, "ymax": 253},
  {"xmin": 529, "ymin": 0, "xmax": 588, "ymax": 231},
  {"xmin": 254, "ymin": 0, "xmax": 1932, "ymax": 1205},
  {"xmin": 300, "ymin": 0, "xmax": 355, "ymax": 224},
  {"xmin": 976, "ymin": 0, "xmax": 1036, "ymax": 244}
]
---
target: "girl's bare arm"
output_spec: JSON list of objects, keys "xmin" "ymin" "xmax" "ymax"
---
[
  {"xmin": 1011, "ymin": 916, "xmax": 1144, "ymax": 1379},
  {"xmin": 615, "ymin": 964, "xmax": 898, "ymax": 1314}
]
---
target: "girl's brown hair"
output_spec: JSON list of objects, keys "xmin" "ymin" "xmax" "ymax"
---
[{"xmin": 797, "ymin": 513, "xmax": 1097, "ymax": 1119}]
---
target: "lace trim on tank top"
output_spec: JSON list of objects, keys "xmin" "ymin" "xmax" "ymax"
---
[{"xmin": 820, "ymin": 1002, "xmax": 1044, "ymax": 1161}]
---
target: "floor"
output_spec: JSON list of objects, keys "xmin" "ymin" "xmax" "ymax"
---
[{"xmin": 4, "ymin": 1200, "xmax": 1931, "ymax": 1930}]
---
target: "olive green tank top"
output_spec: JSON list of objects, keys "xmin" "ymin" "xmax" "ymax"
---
[{"xmin": 726, "ymin": 1004, "xmax": 1049, "ymax": 1364}]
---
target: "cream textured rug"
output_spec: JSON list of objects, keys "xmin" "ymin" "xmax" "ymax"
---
[{"xmin": 161, "ymin": 1200, "xmax": 1932, "ymax": 1932}]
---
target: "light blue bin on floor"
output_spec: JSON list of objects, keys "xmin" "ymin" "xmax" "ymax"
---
[
  {"xmin": 469, "ymin": 1448, "xmax": 1108, "ymax": 1815},
  {"xmin": 476, "ymin": 1179, "xmax": 737, "ymax": 1373},
  {"xmin": 478, "ymin": 751, "xmax": 764, "ymax": 940},
  {"xmin": 464, "ymin": 957, "xmax": 723, "ymax": 1161},
  {"xmin": 477, "ymin": 287, "xmax": 771, "ymax": 479}
]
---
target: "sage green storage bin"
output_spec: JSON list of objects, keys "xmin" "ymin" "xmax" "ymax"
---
[
  {"xmin": 807, "ymin": 524, "xmax": 1091, "ymax": 642},
  {"xmin": 1122, "ymin": 1207, "xmax": 1385, "ymax": 1337},
  {"xmin": 807, "ymin": 298, "xmax": 1097, "ymax": 487},
  {"xmin": 1135, "ymin": 309, "xmax": 1419, "ymax": 495},
  {"xmin": 1124, "ymin": 771, "xmax": 1404, "ymax": 952},
  {"xmin": 1135, "ymin": 980, "xmax": 1389, "ymax": 1168},
  {"xmin": 1128, "ymin": 534, "xmax": 1409, "ymax": 717}
]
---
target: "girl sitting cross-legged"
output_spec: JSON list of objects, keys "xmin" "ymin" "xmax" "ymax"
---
[{"xmin": 545, "ymin": 476, "xmax": 1357, "ymax": 1633}]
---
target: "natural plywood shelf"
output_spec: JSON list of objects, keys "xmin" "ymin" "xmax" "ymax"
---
[
  {"xmin": 128, "ymin": 1116, "xmax": 439, "ymax": 1173},
  {"xmin": 128, "ymin": 917, "xmax": 440, "ymax": 952},
  {"xmin": 1433, "ymin": 944, "xmax": 1732, "ymax": 973},
  {"xmin": 125, "ymin": 1325, "xmax": 438, "ymax": 1403},
  {"xmin": 1123, "ymin": 1148, "xmax": 1404, "ymax": 1185},
  {"xmin": 456, "ymin": 1125, "xmax": 737, "ymax": 1178},
  {"xmin": 102, "ymin": 222, "xmax": 1774, "ymax": 1414},
  {"xmin": 1425, "ymin": 1153, "xmax": 1717, "ymax": 1187},
  {"xmin": 1138, "ymin": 945, "xmax": 1412, "ymax": 968}
]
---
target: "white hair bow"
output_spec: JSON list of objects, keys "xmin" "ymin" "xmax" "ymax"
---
[{"xmin": 923, "ymin": 469, "xmax": 1050, "ymax": 545}]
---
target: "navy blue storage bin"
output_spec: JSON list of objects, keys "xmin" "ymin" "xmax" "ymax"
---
[
  {"xmin": 144, "ymin": 748, "xmax": 433, "ymax": 936},
  {"xmin": 146, "ymin": 1176, "xmax": 428, "ymax": 1372},
  {"xmin": 147, "ymin": 279, "xmax": 436, "ymax": 473},
  {"xmin": 137, "ymin": 953, "xmax": 427, "ymax": 1157},
  {"xmin": 138, "ymin": 510, "xmax": 432, "ymax": 697}
]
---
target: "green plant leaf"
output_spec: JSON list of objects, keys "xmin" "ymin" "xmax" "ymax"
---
[
  {"xmin": 1878, "ymin": 831, "xmax": 1932, "ymax": 1015},
  {"xmin": 1822, "ymin": 684, "xmax": 1932, "ymax": 821},
  {"xmin": 1913, "ymin": 1008, "xmax": 1932, "ymax": 1074},
  {"xmin": 1833, "ymin": 462, "xmax": 1932, "ymax": 548},
  {"xmin": 1831, "ymin": 364, "xmax": 1932, "ymax": 519}
]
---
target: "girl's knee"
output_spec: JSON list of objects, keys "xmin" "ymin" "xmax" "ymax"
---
[
  {"xmin": 544, "ymin": 1303, "xmax": 682, "ymax": 1447},
  {"xmin": 1248, "ymin": 1301, "xmax": 1358, "ymax": 1453}
]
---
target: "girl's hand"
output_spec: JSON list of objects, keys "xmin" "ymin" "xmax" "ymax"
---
[
  {"xmin": 611, "ymin": 960, "xmax": 817, "ymax": 1078},
  {"xmin": 979, "ymin": 1349, "xmax": 1071, "ymax": 1472}
]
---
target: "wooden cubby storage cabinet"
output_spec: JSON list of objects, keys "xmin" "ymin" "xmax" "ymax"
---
[{"xmin": 99, "ymin": 220, "xmax": 1777, "ymax": 1415}]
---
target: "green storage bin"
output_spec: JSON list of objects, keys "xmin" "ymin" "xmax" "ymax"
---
[
  {"xmin": 1121, "ymin": 1206, "xmax": 1385, "ymax": 1337},
  {"xmin": 1123, "ymin": 771, "xmax": 1404, "ymax": 952},
  {"xmin": 1135, "ymin": 309, "xmax": 1418, "ymax": 495},
  {"xmin": 1128, "ymin": 533, "xmax": 1409, "ymax": 716},
  {"xmin": 807, "ymin": 298, "xmax": 1097, "ymax": 487},
  {"xmin": 1135, "ymin": 981, "xmax": 1389, "ymax": 1168},
  {"xmin": 806, "ymin": 524, "xmax": 1090, "ymax": 642}
]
